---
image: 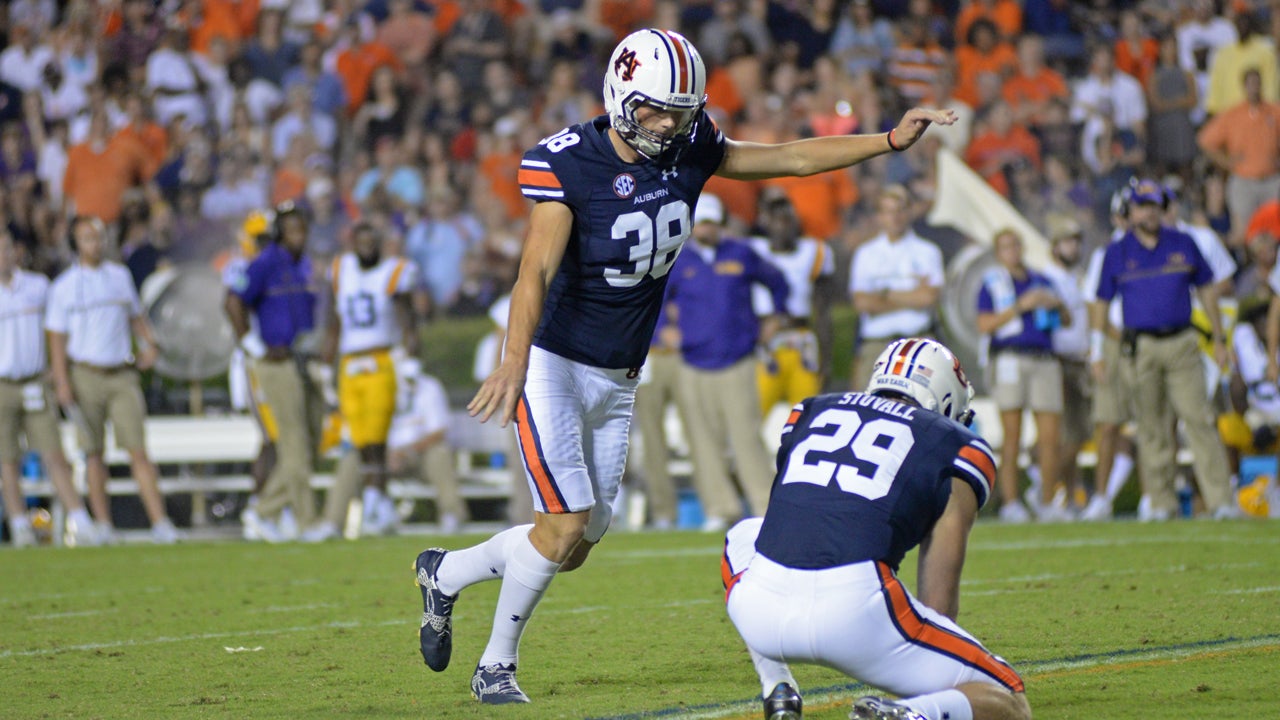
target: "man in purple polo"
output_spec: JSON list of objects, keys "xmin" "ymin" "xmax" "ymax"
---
[
  {"xmin": 225, "ymin": 202, "xmax": 321, "ymax": 541},
  {"xmin": 1090, "ymin": 178, "xmax": 1238, "ymax": 520},
  {"xmin": 664, "ymin": 194, "xmax": 790, "ymax": 530}
]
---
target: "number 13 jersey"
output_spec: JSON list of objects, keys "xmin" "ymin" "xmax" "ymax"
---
[
  {"xmin": 518, "ymin": 114, "xmax": 726, "ymax": 369},
  {"xmin": 755, "ymin": 392, "xmax": 995, "ymax": 572},
  {"xmin": 331, "ymin": 253, "xmax": 417, "ymax": 355}
]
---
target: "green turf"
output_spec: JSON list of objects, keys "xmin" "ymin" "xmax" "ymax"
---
[{"xmin": 2, "ymin": 520, "xmax": 1278, "ymax": 719}]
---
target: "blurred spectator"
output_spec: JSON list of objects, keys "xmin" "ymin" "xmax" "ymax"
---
[
  {"xmin": 954, "ymin": 18, "xmax": 1017, "ymax": 109},
  {"xmin": 377, "ymin": 0, "xmax": 437, "ymax": 70},
  {"xmin": 105, "ymin": 0, "xmax": 162, "ymax": 77},
  {"xmin": 1205, "ymin": 11, "xmax": 1277, "ymax": 116},
  {"xmin": 63, "ymin": 110, "xmax": 153, "ymax": 224},
  {"xmin": 1146, "ymin": 34, "xmax": 1198, "ymax": 181},
  {"xmin": 829, "ymin": 0, "xmax": 895, "ymax": 79},
  {"xmin": 768, "ymin": 0, "xmax": 839, "ymax": 72},
  {"xmin": 353, "ymin": 135, "xmax": 425, "ymax": 212},
  {"xmin": 56, "ymin": 21, "xmax": 99, "ymax": 94},
  {"xmin": 200, "ymin": 147, "xmax": 269, "ymax": 222},
  {"xmin": 0, "ymin": 22, "xmax": 54, "ymax": 94},
  {"xmin": 353, "ymin": 66, "xmax": 409, "ymax": 154},
  {"xmin": 633, "ymin": 300, "xmax": 684, "ymax": 530},
  {"xmin": 887, "ymin": 17, "xmax": 948, "ymax": 104},
  {"xmin": 1113, "ymin": 10, "xmax": 1157, "ymax": 88},
  {"xmin": 213, "ymin": 53, "xmax": 284, "ymax": 133},
  {"xmin": 665, "ymin": 195, "xmax": 787, "ymax": 530},
  {"xmin": 145, "ymin": 25, "xmax": 210, "ymax": 128},
  {"xmin": 964, "ymin": 99, "xmax": 1041, "ymax": 198},
  {"xmin": 281, "ymin": 39, "xmax": 348, "ymax": 119},
  {"xmin": 118, "ymin": 192, "xmax": 163, "ymax": 289},
  {"xmin": 1002, "ymin": 33, "xmax": 1069, "ymax": 128},
  {"xmin": 333, "ymin": 20, "xmax": 403, "ymax": 117},
  {"xmin": 1176, "ymin": 0, "xmax": 1236, "ymax": 121},
  {"xmin": 271, "ymin": 84, "xmax": 337, "ymax": 161},
  {"xmin": 848, "ymin": 184, "xmax": 943, "ymax": 391},
  {"xmin": 242, "ymin": 10, "xmax": 300, "ymax": 88},
  {"xmin": 1072, "ymin": 44, "xmax": 1146, "ymax": 180},
  {"xmin": 8, "ymin": 0, "xmax": 56, "ymax": 36},
  {"xmin": 955, "ymin": 0, "xmax": 1023, "ymax": 45},
  {"xmin": 1197, "ymin": 68, "xmax": 1280, "ymax": 247},
  {"xmin": 1239, "ymin": 201, "xmax": 1280, "ymax": 304},
  {"xmin": 438, "ymin": 0, "xmax": 508, "ymax": 99},
  {"xmin": 38, "ymin": 58, "xmax": 88, "ymax": 124},
  {"xmin": 698, "ymin": 0, "xmax": 772, "ymax": 69},
  {"xmin": 302, "ymin": 169, "xmax": 349, "ymax": 261},
  {"xmin": 405, "ymin": 184, "xmax": 479, "ymax": 315}
]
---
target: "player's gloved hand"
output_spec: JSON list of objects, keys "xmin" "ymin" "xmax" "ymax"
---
[{"xmin": 240, "ymin": 334, "xmax": 267, "ymax": 360}]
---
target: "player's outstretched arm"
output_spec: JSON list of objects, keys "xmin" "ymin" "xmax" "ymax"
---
[
  {"xmin": 916, "ymin": 477, "xmax": 979, "ymax": 621},
  {"xmin": 468, "ymin": 201, "xmax": 574, "ymax": 427},
  {"xmin": 716, "ymin": 107, "xmax": 957, "ymax": 181}
]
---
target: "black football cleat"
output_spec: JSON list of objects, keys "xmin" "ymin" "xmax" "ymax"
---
[{"xmin": 413, "ymin": 547, "xmax": 456, "ymax": 671}]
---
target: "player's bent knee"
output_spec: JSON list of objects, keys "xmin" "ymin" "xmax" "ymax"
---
[
  {"xmin": 531, "ymin": 510, "xmax": 590, "ymax": 560},
  {"xmin": 558, "ymin": 539, "xmax": 596, "ymax": 572}
]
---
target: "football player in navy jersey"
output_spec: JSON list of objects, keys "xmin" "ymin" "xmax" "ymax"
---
[
  {"xmin": 723, "ymin": 339, "xmax": 1031, "ymax": 720},
  {"xmin": 413, "ymin": 28, "xmax": 957, "ymax": 704}
]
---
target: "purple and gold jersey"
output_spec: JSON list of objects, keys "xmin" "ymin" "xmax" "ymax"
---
[
  {"xmin": 518, "ymin": 114, "xmax": 726, "ymax": 369},
  {"xmin": 755, "ymin": 392, "xmax": 995, "ymax": 572}
]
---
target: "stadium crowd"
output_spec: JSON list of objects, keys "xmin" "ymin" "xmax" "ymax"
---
[{"xmin": 4, "ymin": 0, "xmax": 1280, "ymax": 545}]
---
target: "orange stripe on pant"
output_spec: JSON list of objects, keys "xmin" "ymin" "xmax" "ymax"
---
[
  {"xmin": 876, "ymin": 562, "xmax": 1025, "ymax": 693},
  {"xmin": 720, "ymin": 552, "xmax": 744, "ymax": 602},
  {"xmin": 516, "ymin": 397, "xmax": 567, "ymax": 514}
]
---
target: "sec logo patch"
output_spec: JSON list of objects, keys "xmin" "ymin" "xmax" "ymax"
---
[{"xmin": 613, "ymin": 173, "xmax": 636, "ymax": 198}]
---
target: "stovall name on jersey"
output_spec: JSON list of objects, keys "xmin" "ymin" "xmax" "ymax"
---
[
  {"xmin": 633, "ymin": 187, "xmax": 670, "ymax": 205},
  {"xmin": 838, "ymin": 391, "xmax": 917, "ymax": 420}
]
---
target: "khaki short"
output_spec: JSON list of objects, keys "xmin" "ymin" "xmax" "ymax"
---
[
  {"xmin": 989, "ymin": 352, "xmax": 1063, "ymax": 413},
  {"xmin": 1060, "ymin": 359, "xmax": 1092, "ymax": 448},
  {"xmin": 1091, "ymin": 336, "xmax": 1134, "ymax": 426},
  {"xmin": 70, "ymin": 364, "xmax": 148, "ymax": 455},
  {"xmin": 0, "ymin": 378, "xmax": 62, "ymax": 462}
]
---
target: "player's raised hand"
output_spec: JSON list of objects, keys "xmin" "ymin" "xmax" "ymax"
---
[
  {"xmin": 889, "ymin": 108, "xmax": 958, "ymax": 150},
  {"xmin": 468, "ymin": 361, "xmax": 526, "ymax": 427}
]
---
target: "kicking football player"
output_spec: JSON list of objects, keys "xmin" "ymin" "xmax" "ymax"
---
[
  {"xmin": 320, "ymin": 221, "xmax": 418, "ymax": 538},
  {"xmin": 722, "ymin": 339, "xmax": 1030, "ymax": 720},
  {"xmin": 414, "ymin": 27, "xmax": 957, "ymax": 704}
]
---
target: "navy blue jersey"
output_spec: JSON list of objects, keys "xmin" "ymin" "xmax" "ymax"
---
[
  {"xmin": 754, "ymin": 392, "xmax": 995, "ymax": 572},
  {"xmin": 518, "ymin": 114, "xmax": 726, "ymax": 369}
]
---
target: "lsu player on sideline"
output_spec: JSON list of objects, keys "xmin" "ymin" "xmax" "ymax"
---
[
  {"xmin": 414, "ymin": 27, "xmax": 957, "ymax": 704},
  {"xmin": 319, "ymin": 221, "xmax": 418, "ymax": 538},
  {"xmin": 222, "ymin": 210, "xmax": 281, "ymax": 531},
  {"xmin": 750, "ymin": 187, "xmax": 836, "ymax": 416},
  {"xmin": 722, "ymin": 339, "xmax": 1030, "ymax": 720}
]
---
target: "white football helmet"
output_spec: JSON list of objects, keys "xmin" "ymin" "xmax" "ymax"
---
[
  {"xmin": 867, "ymin": 338, "xmax": 975, "ymax": 426},
  {"xmin": 603, "ymin": 28, "xmax": 707, "ymax": 161}
]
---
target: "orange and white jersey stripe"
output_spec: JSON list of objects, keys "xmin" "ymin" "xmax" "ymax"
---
[
  {"xmin": 332, "ymin": 253, "xmax": 417, "ymax": 355},
  {"xmin": 518, "ymin": 159, "xmax": 564, "ymax": 200}
]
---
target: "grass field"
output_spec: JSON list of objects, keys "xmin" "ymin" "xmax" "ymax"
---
[{"xmin": 3, "ymin": 519, "xmax": 1278, "ymax": 720}]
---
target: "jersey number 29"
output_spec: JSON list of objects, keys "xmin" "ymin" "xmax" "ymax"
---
[{"xmin": 781, "ymin": 408, "xmax": 915, "ymax": 500}]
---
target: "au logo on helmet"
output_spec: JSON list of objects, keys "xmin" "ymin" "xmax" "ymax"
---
[{"xmin": 614, "ymin": 48, "xmax": 641, "ymax": 82}]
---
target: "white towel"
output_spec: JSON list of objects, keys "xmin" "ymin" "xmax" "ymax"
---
[{"xmin": 979, "ymin": 266, "xmax": 1024, "ymax": 368}]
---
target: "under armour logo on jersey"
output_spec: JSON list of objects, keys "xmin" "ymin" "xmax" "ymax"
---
[
  {"xmin": 614, "ymin": 48, "xmax": 641, "ymax": 81},
  {"xmin": 661, "ymin": 167, "xmax": 679, "ymax": 181}
]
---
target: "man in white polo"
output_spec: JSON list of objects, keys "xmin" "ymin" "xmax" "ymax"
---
[
  {"xmin": 848, "ymin": 184, "xmax": 945, "ymax": 391},
  {"xmin": 0, "ymin": 231, "xmax": 99, "ymax": 547},
  {"xmin": 46, "ymin": 216, "xmax": 179, "ymax": 544}
]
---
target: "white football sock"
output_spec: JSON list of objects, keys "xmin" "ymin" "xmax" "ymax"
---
[
  {"xmin": 69, "ymin": 508, "xmax": 93, "ymax": 529},
  {"xmin": 903, "ymin": 689, "xmax": 973, "ymax": 720},
  {"xmin": 478, "ymin": 534, "xmax": 561, "ymax": 667},
  {"xmin": 748, "ymin": 647, "xmax": 796, "ymax": 697},
  {"xmin": 1106, "ymin": 452, "xmax": 1134, "ymax": 500},
  {"xmin": 435, "ymin": 524, "xmax": 533, "ymax": 596}
]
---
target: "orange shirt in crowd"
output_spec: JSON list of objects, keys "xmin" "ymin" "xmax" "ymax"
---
[
  {"xmin": 705, "ymin": 66, "xmax": 745, "ymax": 120},
  {"xmin": 335, "ymin": 41, "xmax": 403, "ymax": 115},
  {"xmin": 63, "ymin": 136, "xmax": 153, "ymax": 223},
  {"xmin": 114, "ymin": 123, "xmax": 167, "ymax": 178},
  {"xmin": 703, "ymin": 174, "xmax": 762, "ymax": 229},
  {"xmin": 478, "ymin": 149, "xmax": 526, "ymax": 222},
  {"xmin": 762, "ymin": 170, "xmax": 858, "ymax": 241},
  {"xmin": 425, "ymin": 1, "xmax": 462, "ymax": 37},
  {"xmin": 964, "ymin": 125, "xmax": 1041, "ymax": 197},
  {"xmin": 955, "ymin": 0, "xmax": 1023, "ymax": 43},
  {"xmin": 954, "ymin": 42, "xmax": 1018, "ymax": 107},
  {"xmin": 1115, "ymin": 37, "xmax": 1159, "ymax": 87},
  {"xmin": 189, "ymin": 0, "xmax": 259, "ymax": 55},
  {"xmin": 1002, "ymin": 66, "xmax": 1069, "ymax": 123},
  {"xmin": 1198, "ymin": 101, "xmax": 1280, "ymax": 180},
  {"xmin": 598, "ymin": 0, "xmax": 655, "ymax": 42},
  {"xmin": 271, "ymin": 166, "xmax": 307, "ymax": 206}
]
